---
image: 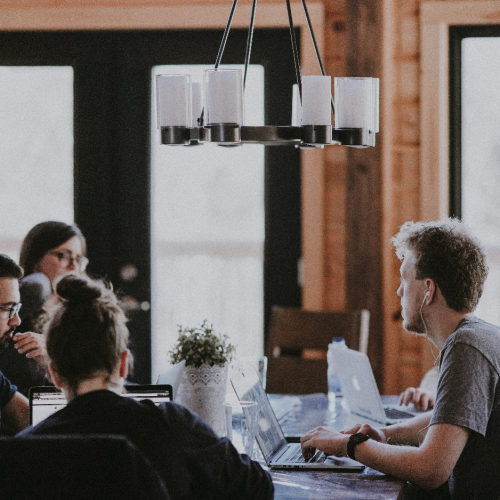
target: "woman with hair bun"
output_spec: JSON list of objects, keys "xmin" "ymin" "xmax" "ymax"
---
[
  {"xmin": 18, "ymin": 273, "xmax": 273, "ymax": 500},
  {"xmin": 0, "ymin": 221, "xmax": 88, "ymax": 398}
]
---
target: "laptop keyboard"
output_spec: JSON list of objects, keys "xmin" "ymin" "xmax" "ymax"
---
[
  {"xmin": 384, "ymin": 406, "xmax": 414, "ymax": 420},
  {"xmin": 288, "ymin": 447, "xmax": 326, "ymax": 464}
]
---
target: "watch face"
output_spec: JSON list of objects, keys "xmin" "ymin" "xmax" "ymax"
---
[{"xmin": 351, "ymin": 432, "xmax": 370, "ymax": 444}]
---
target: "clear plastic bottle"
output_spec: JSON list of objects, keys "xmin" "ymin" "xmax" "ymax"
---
[{"xmin": 327, "ymin": 337, "xmax": 348, "ymax": 412}]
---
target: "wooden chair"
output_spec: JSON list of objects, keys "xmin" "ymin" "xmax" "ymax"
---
[{"xmin": 265, "ymin": 306, "xmax": 370, "ymax": 394}]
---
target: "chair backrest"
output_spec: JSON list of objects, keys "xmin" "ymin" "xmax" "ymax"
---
[
  {"xmin": 265, "ymin": 306, "xmax": 370, "ymax": 394},
  {"xmin": 0, "ymin": 434, "xmax": 170, "ymax": 500}
]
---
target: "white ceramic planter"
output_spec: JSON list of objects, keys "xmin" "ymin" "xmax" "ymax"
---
[{"xmin": 177, "ymin": 363, "xmax": 228, "ymax": 436}]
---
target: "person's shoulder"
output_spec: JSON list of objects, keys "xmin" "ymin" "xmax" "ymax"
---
[
  {"xmin": 0, "ymin": 369, "xmax": 17, "ymax": 399},
  {"xmin": 453, "ymin": 317, "xmax": 500, "ymax": 343},
  {"xmin": 446, "ymin": 316, "xmax": 500, "ymax": 362}
]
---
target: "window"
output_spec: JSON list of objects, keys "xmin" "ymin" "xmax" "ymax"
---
[
  {"xmin": 0, "ymin": 66, "xmax": 74, "ymax": 260},
  {"xmin": 151, "ymin": 64, "xmax": 265, "ymax": 378},
  {"xmin": 450, "ymin": 27, "xmax": 500, "ymax": 325}
]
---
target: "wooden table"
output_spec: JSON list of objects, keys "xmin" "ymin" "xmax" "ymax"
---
[{"xmin": 267, "ymin": 393, "xmax": 407, "ymax": 500}]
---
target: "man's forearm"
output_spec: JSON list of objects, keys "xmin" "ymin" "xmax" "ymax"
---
[{"xmin": 381, "ymin": 412, "xmax": 432, "ymax": 447}]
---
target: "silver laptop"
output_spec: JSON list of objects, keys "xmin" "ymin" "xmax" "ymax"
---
[
  {"xmin": 29, "ymin": 384, "xmax": 173, "ymax": 426},
  {"xmin": 156, "ymin": 360, "xmax": 185, "ymax": 402},
  {"xmin": 231, "ymin": 369, "xmax": 364, "ymax": 471},
  {"xmin": 331, "ymin": 348, "xmax": 416, "ymax": 425}
]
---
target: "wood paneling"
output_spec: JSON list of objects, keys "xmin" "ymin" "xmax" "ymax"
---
[{"xmin": 344, "ymin": 0, "xmax": 384, "ymax": 382}]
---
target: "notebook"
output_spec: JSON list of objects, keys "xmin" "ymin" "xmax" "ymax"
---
[
  {"xmin": 331, "ymin": 348, "xmax": 416, "ymax": 425},
  {"xmin": 29, "ymin": 384, "xmax": 173, "ymax": 426},
  {"xmin": 230, "ymin": 369, "xmax": 364, "ymax": 471}
]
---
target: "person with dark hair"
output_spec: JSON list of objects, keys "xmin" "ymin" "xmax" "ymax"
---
[
  {"xmin": 18, "ymin": 273, "xmax": 274, "ymax": 500},
  {"xmin": 0, "ymin": 254, "xmax": 30, "ymax": 432},
  {"xmin": 19, "ymin": 220, "xmax": 88, "ymax": 315},
  {"xmin": 300, "ymin": 218, "xmax": 500, "ymax": 499},
  {"xmin": 0, "ymin": 221, "xmax": 88, "ymax": 397}
]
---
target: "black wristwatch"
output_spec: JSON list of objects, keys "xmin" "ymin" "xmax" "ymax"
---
[{"xmin": 347, "ymin": 432, "xmax": 370, "ymax": 460}]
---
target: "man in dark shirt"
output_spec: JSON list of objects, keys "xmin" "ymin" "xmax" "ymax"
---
[{"xmin": 0, "ymin": 254, "xmax": 30, "ymax": 432}]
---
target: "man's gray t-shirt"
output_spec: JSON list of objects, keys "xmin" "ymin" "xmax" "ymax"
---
[{"xmin": 431, "ymin": 316, "xmax": 500, "ymax": 499}]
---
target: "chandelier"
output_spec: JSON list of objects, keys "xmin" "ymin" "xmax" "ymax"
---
[{"xmin": 155, "ymin": 0, "xmax": 379, "ymax": 148}]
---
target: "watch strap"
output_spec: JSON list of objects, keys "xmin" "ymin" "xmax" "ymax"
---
[{"xmin": 347, "ymin": 432, "xmax": 370, "ymax": 460}]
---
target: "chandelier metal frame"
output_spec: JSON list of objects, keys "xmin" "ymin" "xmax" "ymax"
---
[{"xmin": 159, "ymin": 0, "xmax": 378, "ymax": 148}]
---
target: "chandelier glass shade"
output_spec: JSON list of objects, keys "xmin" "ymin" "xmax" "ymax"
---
[{"xmin": 155, "ymin": 0, "xmax": 379, "ymax": 148}]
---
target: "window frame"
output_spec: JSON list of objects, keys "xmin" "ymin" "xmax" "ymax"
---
[
  {"xmin": 420, "ymin": 1, "xmax": 500, "ymax": 222},
  {"xmin": 449, "ymin": 24, "xmax": 500, "ymax": 218}
]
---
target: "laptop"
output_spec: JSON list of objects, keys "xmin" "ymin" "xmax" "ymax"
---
[
  {"xmin": 231, "ymin": 369, "xmax": 364, "ymax": 471},
  {"xmin": 29, "ymin": 384, "xmax": 173, "ymax": 426},
  {"xmin": 331, "ymin": 348, "xmax": 416, "ymax": 425},
  {"xmin": 156, "ymin": 360, "xmax": 185, "ymax": 402}
]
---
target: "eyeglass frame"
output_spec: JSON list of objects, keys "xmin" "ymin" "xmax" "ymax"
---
[
  {"xmin": 0, "ymin": 303, "xmax": 22, "ymax": 320},
  {"xmin": 47, "ymin": 251, "xmax": 89, "ymax": 271}
]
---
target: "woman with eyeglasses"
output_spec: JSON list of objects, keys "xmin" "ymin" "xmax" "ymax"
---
[{"xmin": 0, "ymin": 221, "xmax": 88, "ymax": 399}]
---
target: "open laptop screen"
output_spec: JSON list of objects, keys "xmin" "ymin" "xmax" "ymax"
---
[
  {"xmin": 29, "ymin": 385, "xmax": 172, "ymax": 426},
  {"xmin": 231, "ymin": 370, "xmax": 286, "ymax": 463}
]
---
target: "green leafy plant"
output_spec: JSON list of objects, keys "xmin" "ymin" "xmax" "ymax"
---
[{"xmin": 169, "ymin": 320, "xmax": 236, "ymax": 368}]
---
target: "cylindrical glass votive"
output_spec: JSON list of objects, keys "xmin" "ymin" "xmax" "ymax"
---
[
  {"xmin": 204, "ymin": 69, "xmax": 243, "ymax": 125},
  {"xmin": 301, "ymin": 75, "xmax": 332, "ymax": 126},
  {"xmin": 334, "ymin": 77, "xmax": 378, "ymax": 130},
  {"xmin": 156, "ymin": 74, "xmax": 192, "ymax": 128},
  {"xmin": 372, "ymin": 77, "xmax": 380, "ymax": 133},
  {"xmin": 291, "ymin": 83, "xmax": 302, "ymax": 126}
]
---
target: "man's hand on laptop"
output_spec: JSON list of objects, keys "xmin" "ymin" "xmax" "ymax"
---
[
  {"xmin": 340, "ymin": 423, "xmax": 387, "ymax": 443},
  {"xmin": 399, "ymin": 387, "xmax": 435, "ymax": 411},
  {"xmin": 300, "ymin": 427, "xmax": 350, "ymax": 460},
  {"xmin": 13, "ymin": 332, "xmax": 49, "ymax": 371}
]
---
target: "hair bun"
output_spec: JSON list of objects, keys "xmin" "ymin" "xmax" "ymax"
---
[{"xmin": 56, "ymin": 273, "xmax": 102, "ymax": 303}]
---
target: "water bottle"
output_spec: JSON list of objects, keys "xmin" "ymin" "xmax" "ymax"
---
[{"xmin": 327, "ymin": 337, "xmax": 348, "ymax": 412}]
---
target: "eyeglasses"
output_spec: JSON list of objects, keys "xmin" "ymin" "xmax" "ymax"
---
[
  {"xmin": 47, "ymin": 251, "xmax": 89, "ymax": 271},
  {"xmin": 0, "ymin": 303, "xmax": 22, "ymax": 320}
]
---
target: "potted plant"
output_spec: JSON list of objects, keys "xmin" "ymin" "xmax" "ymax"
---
[{"xmin": 169, "ymin": 320, "xmax": 235, "ymax": 435}]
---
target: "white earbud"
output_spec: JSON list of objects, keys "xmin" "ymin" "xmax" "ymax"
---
[{"xmin": 421, "ymin": 291, "xmax": 430, "ymax": 309}]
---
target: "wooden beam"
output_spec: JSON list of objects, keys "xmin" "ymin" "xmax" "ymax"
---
[{"xmin": 345, "ymin": 0, "xmax": 384, "ymax": 385}]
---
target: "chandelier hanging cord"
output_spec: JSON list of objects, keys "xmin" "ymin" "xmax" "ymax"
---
[
  {"xmin": 212, "ymin": 0, "xmax": 332, "ymax": 112},
  {"xmin": 243, "ymin": 0, "xmax": 258, "ymax": 89},
  {"xmin": 214, "ymin": 0, "xmax": 239, "ymax": 69},
  {"xmin": 196, "ymin": 0, "xmax": 240, "ymax": 126},
  {"xmin": 198, "ymin": 0, "xmax": 241, "ymax": 127},
  {"xmin": 300, "ymin": 0, "xmax": 335, "ymax": 115},
  {"xmin": 285, "ymin": 0, "xmax": 303, "ymax": 103}
]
